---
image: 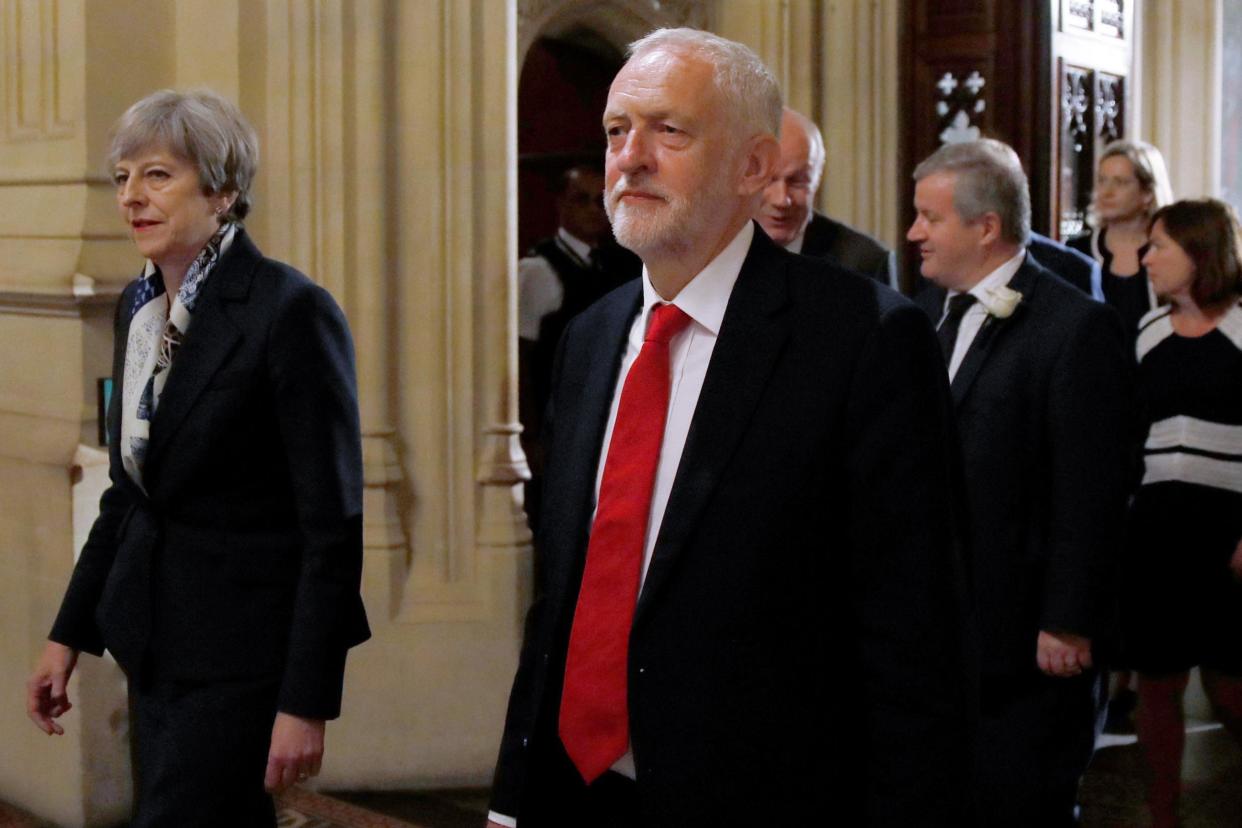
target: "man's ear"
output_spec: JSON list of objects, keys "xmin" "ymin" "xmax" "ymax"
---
[
  {"xmin": 977, "ymin": 211, "xmax": 1004, "ymax": 247},
  {"xmin": 738, "ymin": 133, "xmax": 781, "ymax": 197}
]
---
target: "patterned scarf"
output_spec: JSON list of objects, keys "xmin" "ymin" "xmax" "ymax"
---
[{"xmin": 120, "ymin": 223, "xmax": 236, "ymax": 490}]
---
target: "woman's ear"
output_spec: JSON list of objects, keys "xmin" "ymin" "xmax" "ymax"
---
[{"xmin": 215, "ymin": 192, "xmax": 238, "ymax": 218}]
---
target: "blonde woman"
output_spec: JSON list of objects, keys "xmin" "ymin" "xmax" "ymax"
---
[{"xmin": 1069, "ymin": 140, "xmax": 1173, "ymax": 338}]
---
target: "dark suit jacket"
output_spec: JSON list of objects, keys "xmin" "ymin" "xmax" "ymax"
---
[
  {"xmin": 799, "ymin": 210, "xmax": 896, "ymax": 287},
  {"xmin": 1028, "ymin": 231, "xmax": 1098, "ymax": 298},
  {"xmin": 50, "ymin": 229, "xmax": 370, "ymax": 719},
  {"xmin": 915, "ymin": 256, "xmax": 1130, "ymax": 680},
  {"xmin": 493, "ymin": 226, "xmax": 972, "ymax": 826}
]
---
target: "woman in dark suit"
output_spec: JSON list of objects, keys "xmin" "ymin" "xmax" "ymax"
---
[
  {"xmin": 1068, "ymin": 139, "xmax": 1174, "ymax": 339},
  {"xmin": 25, "ymin": 89, "xmax": 370, "ymax": 826}
]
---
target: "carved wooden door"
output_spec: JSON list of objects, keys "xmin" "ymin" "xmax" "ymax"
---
[{"xmin": 900, "ymin": 0, "xmax": 1137, "ymax": 291}]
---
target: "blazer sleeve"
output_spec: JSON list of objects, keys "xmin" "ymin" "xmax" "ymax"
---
[
  {"xmin": 489, "ymin": 319, "xmax": 575, "ymax": 818},
  {"xmin": 876, "ymin": 249, "xmax": 898, "ymax": 291},
  {"xmin": 1038, "ymin": 303, "xmax": 1132, "ymax": 638},
  {"xmin": 842, "ymin": 299, "xmax": 974, "ymax": 825},
  {"xmin": 48, "ymin": 291, "xmax": 136, "ymax": 655},
  {"xmin": 267, "ymin": 279, "xmax": 369, "ymax": 720}
]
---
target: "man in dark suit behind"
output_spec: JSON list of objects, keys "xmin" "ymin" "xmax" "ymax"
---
[
  {"xmin": 757, "ymin": 107, "xmax": 897, "ymax": 288},
  {"xmin": 488, "ymin": 27, "xmax": 971, "ymax": 828},
  {"xmin": 518, "ymin": 165, "xmax": 641, "ymax": 530},
  {"xmin": 908, "ymin": 139, "xmax": 1130, "ymax": 826},
  {"xmin": 1028, "ymin": 230, "xmax": 1101, "ymax": 299}
]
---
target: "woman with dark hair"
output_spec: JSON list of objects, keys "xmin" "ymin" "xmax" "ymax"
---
[
  {"xmin": 25, "ymin": 89, "xmax": 370, "ymax": 826},
  {"xmin": 1124, "ymin": 198, "xmax": 1242, "ymax": 828},
  {"xmin": 1070, "ymin": 139, "xmax": 1174, "ymax": 338}
]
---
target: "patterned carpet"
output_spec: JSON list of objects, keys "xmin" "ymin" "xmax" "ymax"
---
[
  {"xmin": 277, "ymin": 788, "xmax": 421, "ymax": 827},
  {"xmin": 3, "ymin": 729, "xmax": 1239, "ymax": 827},
  {"xmin": 0, "ymin": 788, "xmax": 423, "ymax": 828}
]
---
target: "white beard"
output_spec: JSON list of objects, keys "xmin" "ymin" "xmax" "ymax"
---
[{"xmin": 606, "ymin": 168, "xmax": 736, "ymax": 259}]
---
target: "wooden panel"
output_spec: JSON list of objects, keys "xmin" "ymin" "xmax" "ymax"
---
[
  {"xmin": 900, "ymin": 0, "xmax": 1051, "ymax": 290},
  {"xmin": 916, "ymin": 0, "xmax": 994, "ymax": 38},
  {"xmin": 1056, "ymin": 60, "xmax": 1095, "ymax": 238},
  {"xmin": 1049, "ymin": 0, "xmax": 1134, "ymax": 237},
  {"xmin": 1062, "ymin": 0, "xmax": 1094, "ymax": 32}
]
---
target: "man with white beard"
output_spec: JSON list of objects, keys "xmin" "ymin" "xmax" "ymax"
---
[{"xmin": 487, "ymin": 27, "xmax": 972, "ymax": 827}]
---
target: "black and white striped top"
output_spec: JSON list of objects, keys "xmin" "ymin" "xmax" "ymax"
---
[{"xmin": 1135, "ymin": 301, "xmax": 1242, "ymax": 495}]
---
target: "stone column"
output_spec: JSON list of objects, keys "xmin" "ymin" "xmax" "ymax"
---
[
  {"xmin": 714, "ymin": 0, "xmax": 901, "ymax": 250},
  {"xmin": 0, "ymin": 1, "xmax": 182, "ymax": 822},
  {"xmin": 1137, "ymin": 0, "xmax": 1223, "ymax": 199},
  {"xmin": 818, "ymin": 0, "xmax": 902, "ymax": 250}
]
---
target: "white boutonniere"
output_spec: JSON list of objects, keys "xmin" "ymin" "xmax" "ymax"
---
[{"xmin": 979, "ymin": 285, "xmax": 1023, "ymax": 319}]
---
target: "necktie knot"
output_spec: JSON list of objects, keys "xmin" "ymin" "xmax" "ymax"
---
[
  {"xmin": 937, "ymin": 292, "xmax": 978, "ymax": 365},
  {"xmin": 645, "ymin": 303, "xmax": 692, "ymax": 345},
  {"xmin": 943, "ymin": 292, "xmax": 977, "ymax": 323}
]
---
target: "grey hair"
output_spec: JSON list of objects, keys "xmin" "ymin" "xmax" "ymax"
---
[
  {"xmin": 913, "ymin": 138, "xmax": 1031, "ymax": 246},
  {"xmin": 108, "ymin": 89, "xmax": 259, "ymax": 224},
  {"xmin": 627, "ymin": 28, "xmax": 783, "ymax": 141},
  {"xmin": 784, "ymin": 107, "xmax": 825, "ymax": 193}
]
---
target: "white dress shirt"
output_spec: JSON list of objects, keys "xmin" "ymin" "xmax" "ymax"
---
[
  {"xmin": 488, "ymin": 222, "xmax": 755, "ymax": 828},
  {"xmin": 517, "ymin": 228, "xmax": 595, "ymax": 341},
  {"xmin": 783, "ymin": 223, "xmax": 807, "ymax": 255},
  {"xmin": 941, "ymin": 250, "xmax": 1026, "ymax": 380}
]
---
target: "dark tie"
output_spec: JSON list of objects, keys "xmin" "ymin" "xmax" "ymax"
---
[
  {"xmin": 937, "ymin": 293, "xmax": 977, "ymax": 364},
  {"xmin": 559, "ymin": 302, "xmax": 693, "ymax": 783}
]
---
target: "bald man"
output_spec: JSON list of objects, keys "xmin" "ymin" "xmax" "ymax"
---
[{"xmin": 758, "ymin": 107, "xmax": 896, "ymax": 288}]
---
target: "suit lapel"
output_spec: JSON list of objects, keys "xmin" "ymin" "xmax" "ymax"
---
[
  {"xmin": 634, "ymin": 231, "xmax": 791, "ymax": 624},
  {"xmin": 144, "ymin": 231, "xmax": 261, "ymax": 477},
  {"xmin": 546, "ymin": 283, "xmax": 643, "ymax": 619},
  {"xmin": 950, "ymin": 256, "xmax": 1040, "ymax": 407}
]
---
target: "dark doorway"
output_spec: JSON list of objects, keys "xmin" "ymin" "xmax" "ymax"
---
[{"xmin": 518, "ymin": 32, "xmax": 624, "ymax": 255}]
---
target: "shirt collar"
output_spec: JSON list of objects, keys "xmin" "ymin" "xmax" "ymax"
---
[
  {"xmin": 557, "ymin": 227, "xmax": 593, "ymax": 261},
  {"xmin": 946, "ymin": 248, "xmax": 1025, "ymax": 308},
  {"xmin": 783, "ymin": 225, "xmax": 806, "ymax": 255},
  {"xmin": 638, "ymin": 221, "xmax": 754, "ymax": 337}
]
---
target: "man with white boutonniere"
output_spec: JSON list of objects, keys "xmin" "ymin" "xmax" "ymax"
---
[{"xmin": 910, "ymin": 139, "xmax": 1133, "ymax": 827}]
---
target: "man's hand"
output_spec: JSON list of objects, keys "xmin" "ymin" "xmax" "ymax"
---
[
  {"xmin": 1230, "ymin": 538, "xmax": 1242, "ymax": 582},
  {"xmin": 1036, "ymin": 631, "xmax": 1092, "ymax": 677},
  {"xmin": 265, "ymin": 712, "xmax": 326, "ymax": 793},
  {"xmin": 26, "ymin": 641, "xmax": 79, "ymax": 735}
]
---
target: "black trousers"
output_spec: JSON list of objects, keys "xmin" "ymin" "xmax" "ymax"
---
[
  {"xmin": 129, "ymin": 675, "xmax": 280, "ymax": 827},
  {"xmin": 974, "ymin": 670, "xmax": 1104, "ymax": 827},
  {"xmin": 517, "ymin": 736, "xmax": 640, "ymax": 828}
]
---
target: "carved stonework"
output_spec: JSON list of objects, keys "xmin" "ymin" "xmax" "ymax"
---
[
  {"xmin": 1059, "ymin": 65, "xmax": 1094, "ymax": 239},
  {"xmin": 518, "ymin": 0, "xmax": 709, "ymax": 60},
  {"xmin": 0, "ymin": 0, "xmax": 74, "ymax": 142},
  {"xmin": 1062, "ymin": 67, "xmax": 1091, "ymax": 153},
  {"xmin": 1064, "ymin": 0, "xmax": 1094, "ymax": 31},
  {"xmin": 1096, "ymin": 73, "xmax": 1123, "ymax": 144},
  {"xmin": 935, "ymin": 69, "xmax": 986, "ymax": 144},
  {"xmin": 1099, "ymin": 0, "xmax": 1124, "ymax": 39}
]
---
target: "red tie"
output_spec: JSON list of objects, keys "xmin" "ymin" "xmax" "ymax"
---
[{"xmin": 559, "ymin": 302, "xmax": 693, "ymax": 783}]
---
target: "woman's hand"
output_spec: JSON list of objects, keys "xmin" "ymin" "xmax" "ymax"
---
[
  {"xmin": 26, "ymin": 641, "xmax": 79, "ymax": 735},
  {"xmin": 265, "ymin": 712, "xmax": 326, "ymax": 793},
  {"xmin": 1230, "ymin": 538, "xmax": 1242, "ymax": 582}
]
